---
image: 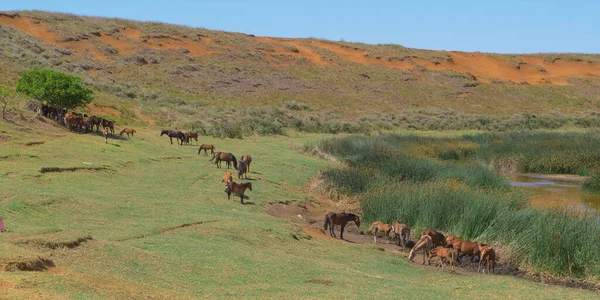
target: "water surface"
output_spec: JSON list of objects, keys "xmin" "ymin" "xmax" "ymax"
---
[{"xmin": 506, "ymin": 174, "xmax": 600, "ymax": 211}]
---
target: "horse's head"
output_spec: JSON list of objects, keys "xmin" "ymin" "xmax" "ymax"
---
[
  {"xmin": 160, "ymin": 130, "xmax": 168, "ymax": 136},
  {"xmin": 351, "ymin": 214, "xmax": 361, "ymax": 227},
  {"xmin": 246, "ymin": 182, "xmax": 252, "ymax": 191}
]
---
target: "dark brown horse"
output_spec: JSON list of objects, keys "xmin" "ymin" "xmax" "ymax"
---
[
  {"xmin": 323, "ymin": 212, "xmax": 361, "ymax": 240},
  {"xmin": 184, "ymin": 131, "xmax": 199, "ymax": 145},
  {"xmin": 237, "ymin": 160, "xmax": 248, "ymax": 179},
  {"xmin": 101, "ymin": 118, "xmax": 115, "ymax": 134},
  {"xmin": 88, "ymin": 115, "xmax": 102, "ymax": 132},
  {"xmin": 225, "ymin": 181, "xmax": 252, "ymax": 204},
  {"xmin": 198, "ymin": 144, "xmax": 215, "ymax": 155},
  {"xmin": 241, "ymin": 154, "xmax": 252, "ymax": 173},
  {"xmin": 422, "ymin": 229, "xmax": 447, "ymax": 248},
  {"xmin": 120, "ymin": 128, "xmax": 136, "ymax": 138},
  {"xmin": 211, "ymin": 152, "xmax": 238, "ymax": 169},
  {"xmin": 160, "ymin": 130, "xmax": 185, "ymax": 145}
]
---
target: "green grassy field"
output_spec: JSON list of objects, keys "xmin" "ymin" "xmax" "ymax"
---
[{"xmin": 0, "ymin": 119, "xmax": 598, "ymax": 299}]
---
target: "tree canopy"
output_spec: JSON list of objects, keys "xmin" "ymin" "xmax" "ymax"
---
[{"xmin": 16, "ymin": 68, "xmax": 93, "ymax": 110}]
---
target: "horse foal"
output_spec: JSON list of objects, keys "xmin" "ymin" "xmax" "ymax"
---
[
  {"xmin": 478, "ymin": 244, "xmax": 496, "ymax": 274},
  {"xmin": 392, "ymin": 221, "xmax": 410, "ymax": 248},
  {"xmin": 367, "ymin": 221, "xmax": 393, "ymax": 243},
  {"xmin": 428, "ymin": 247, "xmax": 455, "ymax": 272}
]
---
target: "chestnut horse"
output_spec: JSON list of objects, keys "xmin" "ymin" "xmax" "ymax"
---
[
  {"xmin": 211, "ymin": 152, "xmax": 238, "ymax": 169},
  {"xmin": 452, "ymin": 239, "xmax": 482, "ymax": 263},
  {"xmin": 428, "ymin": 247, "xmax": 456, "ymax": 272},
  {"xmin": 478, "ymin": 243, "xmax": 496, "ymax": 274},
  {"xmin": 323, "ymin": 212, "xmax": 360, "ymax": 240},
  {"xmin": 222, "ymin": 171, "xmax": 233, "ymax": 184},
  {"xmin": 409, "ymin": 235, "xmax": 433, "ymax": 265},
  {"xmin": 241, "ymin": 154, "xmax": 252, "ymax": 173},
  {"xmin": 367, "ymin": 221, "xmax": 393, "ymax": 243},
  {"xmin": 160, "ymin": 130, "xmax": 185, "ymax": 145},
  {"xmin": 120, "ymin": 128, "xmax": 136, "ymax": 138},
  {"xmin": 392, "ymin": 221, "xmax": 410, "ymax": 248},
  {"xmin": 225, "ymin": 181, "xmax": 252, "ymax": 204},
  {"xmin": 198, "ymin": 144, "xmax": 215, "ymax": 155}
]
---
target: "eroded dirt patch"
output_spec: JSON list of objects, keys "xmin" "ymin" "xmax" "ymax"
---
[
  {"xmin": 44, "ymin": 236, "xmax": 93, "ymax": 249},
  {"xmin": 305, "ymin": 279, "xmax": 332, "ymax": 286},
  {"xmin": 39, "ymin": 166, "xmax": 112, "ymax": 173},
  {"xmin": 2, "ymin": 257, "xmax": 55, "ymax": 272}
]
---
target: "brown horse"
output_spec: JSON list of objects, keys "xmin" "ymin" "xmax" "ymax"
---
[
  {"xmin": 392, "ymin": 221, "xmax": 410, "ymax": 248},
  {"xmin": 226, "ymin": 181, "xmax": 252, "ymax": 204},
  {"xmin": 88, "ymin": 115, "xmax": 102, "ymax": 132},
  {"xmin": 452, "ymin": 239, "xmax": 482, "ymax": 263},
  {"xmin": 428, "ymin": 247, "xmax": 456, "ymax": 272},
  {"xmin": 237, "ymin": 160, "xmax": 248, "ymax": 179},
  {"xmin": 211, "ymin": 152, "xmax": 238, "ymax": 169},
  {"xmin": 184, "ymin": 131, "xmax": 199, "ymax": 145},
  {"xmin": 478, "ymin": 244, "xmax": 496, "ymax": 274},
  {"xmin": 120, "ymin": 128, "xmax": 136, "ymax": 138},
  {"xmin": 198, "ymin": 144, "xmax": 215, "ymax": 155},
  {"xmin": 409, "ymin": 235, "xmax": 433, "ymax": 265},
  {"xmin": 241, "ymin": 154, "xmax": 252, "ymax": 173},
  {"xmin": 103, "ymin": 127, "xmax": 109, "ymax": 143},
  {"xmin": 65, "ymin": 113, "xmax": 84, "ymax": 133},
  {"xmin": 422, "ymin": 229, "xmax": 446, "ymax": 248},
  {"xmin": 367, "ymin": 221, "xmax": 393, "ymax": 243},
  {"xmin": 323, "ymin": 212, "xmax": 360, "ymax": 240}
]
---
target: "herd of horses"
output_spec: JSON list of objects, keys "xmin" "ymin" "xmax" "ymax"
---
[{"xmin": 324, "ymin": 215, "xmax": 496, "ymax": 274}]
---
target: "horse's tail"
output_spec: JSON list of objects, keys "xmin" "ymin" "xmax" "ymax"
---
[
  {"xmin": 323, "ymin": 215, "xmax": 330, "ymax": 231},
  {"xmin": 231, "ymin": 154, "xmax": 238, "ymax": 170}
]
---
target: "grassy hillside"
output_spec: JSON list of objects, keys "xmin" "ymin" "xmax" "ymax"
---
[
  {"xmin": 0, "ymin": 115, "xmax": 598, "ymax": 299},
  {"xmin": 2, "ymin": 11, "xmax": 600, "ymax": 135}
]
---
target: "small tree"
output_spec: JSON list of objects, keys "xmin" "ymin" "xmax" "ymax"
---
[
  {"xmin": 0, "ymin": 86, "xmax": 17, "ymax": 120},
  {"xmin": 16, "ymin": 68, "xmax": 93, "ymax": 110}
]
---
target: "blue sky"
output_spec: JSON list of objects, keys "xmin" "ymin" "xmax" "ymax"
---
[{"xmin": 1, "ymin": 0, "xmax": 598, "ymax": 54}]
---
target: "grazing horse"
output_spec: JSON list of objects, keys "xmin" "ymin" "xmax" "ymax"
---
[
  {"xmin": 422, "ymin": 229, "xmax": 446, "ymax": 248},
  {"xmin": 445, "ymin": 235, "xmax": 461, "ymax": 247},
  {"xmin": 225, "ymin": 181, "xmax": 252, "ymax": 204},
  {"xmin": 367, "ymin": 221, "xmax": 393, "ymax": 243},
  {"xmin": 198, "ymin": 144, "xmax": 215, "ymax": 155},
  {"xmin": 478, "ymin": 243, "xmax": 496, "ymax": 274},
  {"xmin": 409, "ymin": 235, "xmax": 433, "ymax": 265},
  {"xmin": 452, "ymin": 239, "xmax": 482, "ymax": 263},
  {"xmin": 428, "ymin": 247, "xmax": 456, "ymax": 272},
  {"xmin": 160, "ymin": 130, "xmax": 185, "ymax": 145},
  {"xmin": 392, "ymin": 221, "xmax": 410, "ymax": 248},
  {"xmin": 102, "ymin": 127, "xmax": 109, "ymax": 143},
  {"xmin": 241, "ymin": 154, "xmax": 252, "ymax": 173},
  {"xmin": 323, "ymin": 212, "xmax": 361, "ymax": 240},
  {"xmin": 184, "ymin": 131, "xmax": 199, "ymax": 145},
  {"xmin": 211, "ymin": 152, "xmax": 238, "ymax": 169},
  {"xmin": 237, "ymin": 160, "xmax": 248, "ymax": 179},
  {"xmin": 120, "ymin": 128, "xmax": 136, "ymax": 138},
  {"xmin": 222, "ymin": 171, "xmax": 232, "ymax": 184}
]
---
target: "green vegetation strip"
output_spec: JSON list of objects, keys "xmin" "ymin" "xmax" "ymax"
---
[{"xmin": 317, "ymin": 132, "xmax": 600, "ymax": 279}]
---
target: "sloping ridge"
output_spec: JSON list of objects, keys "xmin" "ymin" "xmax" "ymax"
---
[{"xmin": 1, "ymin": 11, "xmax": 600, "ymax": 85}]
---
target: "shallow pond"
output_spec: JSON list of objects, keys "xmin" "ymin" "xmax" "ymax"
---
[{"xmin": 506, "ymin": 174, "xmax": 600, "ymax": 211}]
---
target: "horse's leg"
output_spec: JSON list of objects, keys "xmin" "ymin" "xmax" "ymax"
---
[
  {"xmin": 373, "ymin": 229, "xmax": 377, "ymax": 243},
  {"xmin": 340, "ymin": 224, "xmax": 345, "ymax": 240},
  {"xmin": 240, "ymin": 193, "xmax": 244, "ymax": 204},
  {"xmin": 330, "ymin": 225, "xmax": 336, "ymax": 238}
]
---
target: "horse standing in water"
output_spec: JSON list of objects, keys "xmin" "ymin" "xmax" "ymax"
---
[
  {"xmin": 160, "ymin": 130, "xmax": 185, "ymax": 145},
  {"xmin": 323, "ymin": 212, "xmax": 361, "ymax": 240}
]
